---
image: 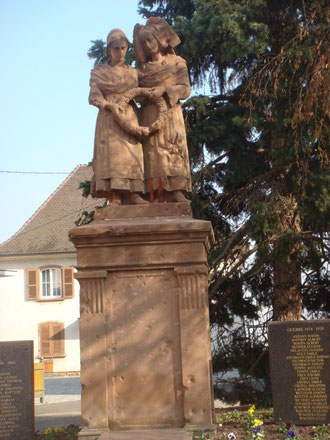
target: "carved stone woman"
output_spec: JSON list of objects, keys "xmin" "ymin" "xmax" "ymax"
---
[
  {"xmin": 134, "ymin": 18, "xmax": 192, "ymax": 202},
  {"xmin": 89, "ymin": 29, "xmax": 146, "ymax": 205}
]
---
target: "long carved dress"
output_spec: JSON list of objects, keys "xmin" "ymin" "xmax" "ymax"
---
[
  {"xmin": 138, "ymin": 54, "xmax": 192, "ymax": 193},
  {"xmin": 89, "ymin": 63, "xmax": 144, "ymax": 197}
]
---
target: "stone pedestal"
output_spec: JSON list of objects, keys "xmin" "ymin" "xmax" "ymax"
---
[{"xmin": 69, "ymin": 203, "xmax": 215, "ymax": 434}]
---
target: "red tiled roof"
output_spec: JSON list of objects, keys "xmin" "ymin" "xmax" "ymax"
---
[{"xmin": 0, "ymin": 165, "xmax": 102, "ymax": 256}]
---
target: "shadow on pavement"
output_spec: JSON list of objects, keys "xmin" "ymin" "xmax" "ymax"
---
[
  {"xmin": 35, "ymin": 400, "xmax": 82, "ymax": 432},
  {"xmin": 35, "ymin": 415, "xmax": 82, "ymax": 432}
]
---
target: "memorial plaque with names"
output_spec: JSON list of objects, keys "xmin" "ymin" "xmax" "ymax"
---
[
  {"xmin": 0, "ymin": 341, "xmax": 34, "ymax": 440},
  {"xmin": 268, "ymin": 320, "xmax": 330, "ymax": 425}
]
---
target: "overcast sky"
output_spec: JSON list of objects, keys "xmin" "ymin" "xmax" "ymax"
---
[{"xmin": 0, "ymin": 0, "xmax": 144, "ymax": 243}]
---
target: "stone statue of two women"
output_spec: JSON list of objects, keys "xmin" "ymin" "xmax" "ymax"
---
[{"xmin": 89, "ymin": 18, "xmax": 192, "ymax": 206}]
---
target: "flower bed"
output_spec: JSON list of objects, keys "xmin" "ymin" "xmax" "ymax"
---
[
  {"xmin": 33, "ymin": 410, "xmax": 330, "ymax": 440},
  {"xmin": 195, "ymin": 406, "xmax": 330, "ymax": 440},
  {"xmin": 34, "ymin": 424, "xmax": 81, "ymax": 440}
]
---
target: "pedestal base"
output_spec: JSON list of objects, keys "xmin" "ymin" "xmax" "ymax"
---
[
  {"xmin": 70, "ymin": 203, "xmax": 215, "ymax": 431},
  {"xmin": 78, "ymin": 428, "xmax": 104, "ymax": 439},
  {"xmin": 78, "ymin": 427, "xmax": 188, "ymax": 440},
  {"xmin": 78, "ymin": 425, "xmax": 217, "ymax": 440}
]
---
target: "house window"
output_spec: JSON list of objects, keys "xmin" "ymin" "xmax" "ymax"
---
[
  {"xmin": 41, "ymin": 268, "xmax": 62, "ymax": 298},
  {"xmin": 26, "ymin": 267, "xmax": 74, "ymax": 301},
  {"xmin": 39, "ymin": 321, "xmax": 65, "ymax": 357}
]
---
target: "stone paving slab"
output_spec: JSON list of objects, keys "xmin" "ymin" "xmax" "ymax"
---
[{"xmin": 98, "ymin": 429, "xmax": 188, "ymax": 440}]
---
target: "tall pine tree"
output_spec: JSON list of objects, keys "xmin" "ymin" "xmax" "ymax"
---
[{"xmin": 136, "ymin": 0, "xmax": 329, "ymax": 319}]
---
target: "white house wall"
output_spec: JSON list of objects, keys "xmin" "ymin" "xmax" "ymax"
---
[{"xmin": 0, "ymin": 254, "xmax": 80, "ymax": 373}]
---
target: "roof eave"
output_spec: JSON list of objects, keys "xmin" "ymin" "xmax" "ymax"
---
[{"xmin": 0, "ymin": 251, "xmax": 77, "ymax": 262}]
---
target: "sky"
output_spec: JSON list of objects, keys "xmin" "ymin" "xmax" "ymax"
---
[{"xmin": 0, "ymin": 0, "xmax": 144, "ymax": 244}]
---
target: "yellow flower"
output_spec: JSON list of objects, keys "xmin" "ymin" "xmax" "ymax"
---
[
  {"xmin": 253, "ymin": 419, "xmax": 263, "ymax": 427},
  {"xmin": 54, "ymin": 427, "xmax": 63, "ymax": 433},
  {"xmin": 44, "ymin": 427, "xmax": 52, "ymax": 435},
  {"xmin": 248, "ymin": 405, "xmax": 255, "ymax": 414}
]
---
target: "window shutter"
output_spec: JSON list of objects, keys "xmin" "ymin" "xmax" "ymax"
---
[
  {"xmin": 39, "ymin": 323, "xmax": 51, "ymax": 357},
  {"xmin": 62, "ymin": 267, "xmax": 74, "ymax": 299},
  {"xmin": 26, "ymin": 269, "xmax": 40, "ymax": 300},
  {"xmin": 52, "ymin": 322, "xmax": 65, "ymax": 357},
  {"xmin": 39, "ymin": 322, "xmax": 65, "ymax": 357}
]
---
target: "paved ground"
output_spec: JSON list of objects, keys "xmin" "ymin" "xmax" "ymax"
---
[
  {"xmin": 35, "ymin": 376, "xmax": 82, "ymax": 432},
  {"xmin": 35, "ymin": 400, "xmax": 82, "ymax": 432}
]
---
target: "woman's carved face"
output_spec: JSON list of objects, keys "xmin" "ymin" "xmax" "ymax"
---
[
  {"xmin": 108, "ymin": 40, "xmax": 128, "ymax": 65},
  {"xmin": 141, "ymin": 31, "xmax": 159, "ymax": 57}
]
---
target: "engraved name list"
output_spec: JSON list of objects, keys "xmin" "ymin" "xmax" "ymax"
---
[{"xmin": 268, "ymin": 320, "xmax": 330, "ymax": 425}]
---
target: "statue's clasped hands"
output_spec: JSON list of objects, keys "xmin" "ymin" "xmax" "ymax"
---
[{"xmin": 149, "ymin": 86, "xmax": 166, "ymax": 101}]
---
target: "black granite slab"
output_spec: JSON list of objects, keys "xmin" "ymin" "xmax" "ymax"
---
[
  {"xmin": 0, "ymin": 341, "xmax": 34, "ymax": 440},
  {"xmin": 268, "ymin": 320, "xmax": 330, "ymax": 425}
]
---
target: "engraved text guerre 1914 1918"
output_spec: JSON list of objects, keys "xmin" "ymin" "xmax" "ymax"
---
[{"xmin": 268, "ymin": 320, "xmax": 330, "ymax": 425}]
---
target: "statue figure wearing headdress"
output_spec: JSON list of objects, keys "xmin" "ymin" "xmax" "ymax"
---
[
  {"xmin": 134, "ymin": 18, "xmax": 192, "ymax": 202},
  {"xmin": 89, "ymin": 29, "xmax": 146, "ymax": 205}
]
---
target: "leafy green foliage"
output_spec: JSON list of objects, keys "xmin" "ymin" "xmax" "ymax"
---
[
  {"xmin": 138, "ymin": 0, "xmax": 196, "ymax": 21},
  {"xmin": 312, "ymin": 425, "xmax": 330, "ymax": 440},
  {"xmin": 78, "ymin": 180, "xmax": 91, "ymax": 198},
  {"xmin": 75, "ymin": 181, "xmax": 106, "ymax": 225},
  {"xmin": 87, "ymin": 40, "xmax": 107, "ymax": 66}
]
